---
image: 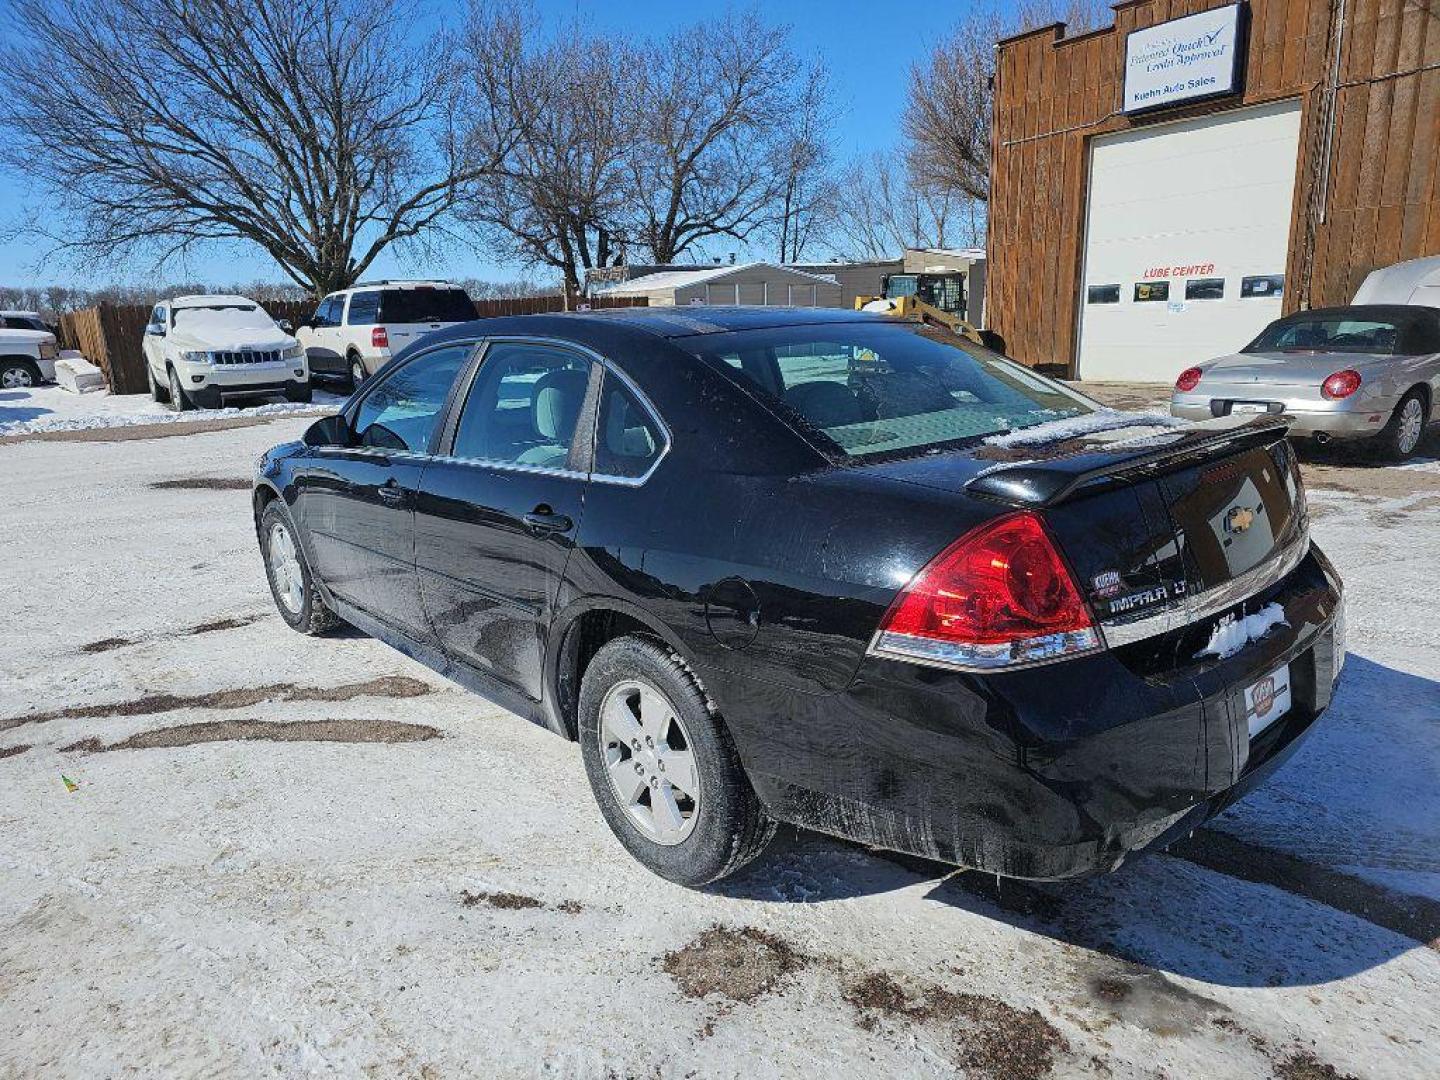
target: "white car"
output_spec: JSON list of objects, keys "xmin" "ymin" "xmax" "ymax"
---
[
  {"xmin": 296, "ymin": 280, "xmax": 476, "ymax": 388},
  {"xmin": 142, "ymin": 295, "xmax": 311, "ymax": 410},
  {"xmin": 0, "ymin": 320, "xmax": 59, "ymax": 388}
]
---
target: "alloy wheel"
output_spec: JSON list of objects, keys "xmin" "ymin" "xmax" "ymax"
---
[
  {"xmin": 2, "ymin": 366, "xmax": 34, "ymax": 389},
  {"xmin": 598, "ymin": 679, "xmax": 701, "ymax": 845},
  {"xmin": 267, "ymin": 522, "xmax": 305, "ymax": 614},
  {"xmin": 351, "ymin": 358, "xmax": 365, "ymax": 387},
  {"xmin": 1398, "ymin": 398, "xmax": 1424, "ymax": 455}
]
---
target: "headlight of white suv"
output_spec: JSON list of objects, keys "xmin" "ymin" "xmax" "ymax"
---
[
  {"xmin": 180, "ymin": 350, "xmax": 211, "ymax": 364},
  {"xmin": 282, "ymin": 343, "xmax": 304, "ymax": 360}
]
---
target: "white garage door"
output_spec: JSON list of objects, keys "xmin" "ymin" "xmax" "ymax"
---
[{"xmin": 1076, "ymin": 99, "xmax": 1302, "ymax": 383}]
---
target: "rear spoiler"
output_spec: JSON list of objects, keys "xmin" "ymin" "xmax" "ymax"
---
[{"xmin": 966, "ymin": 415, "xmax": 1291, "ymax": 508}]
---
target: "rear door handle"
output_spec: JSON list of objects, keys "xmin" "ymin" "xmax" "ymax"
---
[{"xmin": 523, "ymin": 508, "xmax": 573, "ymax": 535}]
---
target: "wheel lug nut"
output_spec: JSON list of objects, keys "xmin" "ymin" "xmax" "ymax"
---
[
  {"xmin": 631, "ymin": 739, "xmax": 640, "ymax": 751},
  {"xmin": 645, "ymin": 736, "xmax": 654, "ymax": 748},
  {"xmin": 634, "ymin": 762, "xmax": 644, "ymax": 775},
  {"xmin": 650, "ymin": 776, "xmax": 659, "ymax": 788}
]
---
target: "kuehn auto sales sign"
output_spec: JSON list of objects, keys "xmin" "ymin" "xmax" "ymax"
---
[{"xmin": 1123, "ymin": 4, "xmax": 1246, "ymax": 114}]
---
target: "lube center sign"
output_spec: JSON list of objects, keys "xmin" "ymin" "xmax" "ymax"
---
[{"xmin": 1123, "ymin": 4, "xmax": 1245, "ymax": 114}]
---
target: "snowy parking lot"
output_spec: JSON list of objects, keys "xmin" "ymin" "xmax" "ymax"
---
[{"xmin": 1, "ymin": 392, "xmax": 1438, "ymax": 1079}]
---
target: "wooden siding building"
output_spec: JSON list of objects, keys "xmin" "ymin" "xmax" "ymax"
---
[{"xmin": 988, "ymin": 0, "xmax": 1440, "ymax": 378}]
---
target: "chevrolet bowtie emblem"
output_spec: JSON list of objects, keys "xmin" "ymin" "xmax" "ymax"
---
[{"xmin": 1225, "ymin": 506, "xmax": 1255, "ymax": 534}]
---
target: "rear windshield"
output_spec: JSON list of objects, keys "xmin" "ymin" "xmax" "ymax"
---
[
  {"xmin": 1244, "ymin": 315, "xmax": 1424, "ymax": 355},
  {"xmin": 687, "ymin": 323, "xmax": 1095, "ymax": 459},
  {"xmin": 379, "ymin": 288, "xmax": 475, "ymax": 324}
]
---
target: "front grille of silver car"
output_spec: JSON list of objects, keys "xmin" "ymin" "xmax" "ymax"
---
[{"xmin": 212, "ymin": 349, "xmax": 281, "ymax": 365}]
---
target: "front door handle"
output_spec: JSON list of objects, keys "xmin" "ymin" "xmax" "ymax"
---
[
  {"xmin": 523, "ymin": 507, "xmax": 573, "ymax": 535},
  {"xmin": 377, "ymin": 480, "xmax": 405, "ymax": 504}
]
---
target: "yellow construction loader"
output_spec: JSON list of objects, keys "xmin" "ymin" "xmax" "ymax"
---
[{"xmin": 854, "ymin": 272, "xmax": 986, "ymax": 345}]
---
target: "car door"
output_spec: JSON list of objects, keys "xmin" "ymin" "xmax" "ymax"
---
[
  {"xmin": 142, "ymin": 304, "xmax": 168, "ymax": 377},
  {"xmin": 301, "ymin": 296, "xmax": 343, "ymax": 375},
  {"xmin": 413, "ymin": 340, "xmax": 598, "ymax": 701},
  {"xmin": 295, "ymin": 341, "xmax": 473, "ymax": 639}
]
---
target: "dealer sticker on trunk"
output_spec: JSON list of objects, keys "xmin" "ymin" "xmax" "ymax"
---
[{"xmin": 1245, "ymin": 663, "xmax": 1292, "ymax": 738}]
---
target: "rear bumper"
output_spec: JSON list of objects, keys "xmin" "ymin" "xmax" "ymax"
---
[
  {"xmin": 731, "ymin": 548, "xmax": 1344, "ymax": 880},
  {"xmin": 1171, "ymin": 394, "xmax": 1392, "ymax": 440}
]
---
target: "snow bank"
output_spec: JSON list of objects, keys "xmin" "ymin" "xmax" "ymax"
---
[{"xmin": 0, "ymin": 383, "xmax": 340, "ymax": 437}]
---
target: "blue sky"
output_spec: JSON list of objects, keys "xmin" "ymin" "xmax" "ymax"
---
[{"xmin": 0, "ymin": 0, "xmax": 996, "ymax": 288}]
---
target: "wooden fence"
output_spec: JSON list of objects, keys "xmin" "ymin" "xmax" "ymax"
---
[{"xmin": 55, "ymin": 294, "xmax": 646, "ymax": 394}]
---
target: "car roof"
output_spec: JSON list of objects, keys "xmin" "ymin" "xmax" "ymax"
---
[
  {"xmin": 1272, "ymin": 304, "xmax": 1440, "ymax": 325},
  {"xmin": 169, "ymin": 294, "xmax": 259, "ymax": 307},
  {"xmin": 1, "ymin": 309, "xmax": 43, "ymax": 318},
  {"xmin": 338, "ymin": 280, "xmax": 459, "ymax": 292},
  {"xmin": 547, "ymin": 305, "xmax": 889, "ymax": 339}
]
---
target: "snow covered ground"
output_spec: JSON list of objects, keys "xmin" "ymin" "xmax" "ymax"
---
[
  {"xmin": 0, "ymin": 414, "xmax": 1437, "ymax": 1079},
  {"xmin": 0, "ymin": 382, "xmax": 343, "ymax": 437}
]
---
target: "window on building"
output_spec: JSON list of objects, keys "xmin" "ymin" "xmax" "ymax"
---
[
  {"xmin": 1240, "ymin": 275, "xmax": 1285, "ymax": 298},
  {"xmin": 1185, "ymin": 278, "xmax": 1225, "ymax": 301},
  {"xmin": 1133, "ymin": 281, "xmax": 1170, "ymax": 302},
  {"xmin": 1086, "ymin": 284, "xmax": 1121, "ymax": 304}
]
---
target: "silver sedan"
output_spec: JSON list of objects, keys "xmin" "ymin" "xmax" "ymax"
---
[{"xmin": 1171, "ymin": 304, "xmax": 1439, "ymax": 460}]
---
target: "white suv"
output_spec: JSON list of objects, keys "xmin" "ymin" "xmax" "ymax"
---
[
  {"xmin": 296, "ymin": 280, "xmax": 476, "ymax": 388},
  {"xmin": 142, "ymin": 294, "xmax": 310, "ymax": 410},
  {"xmin": 0, "ymin": 313, "xmax": 59, "ymax": 388}
]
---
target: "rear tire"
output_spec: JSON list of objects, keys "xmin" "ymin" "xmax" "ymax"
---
[
  {"xmin": 578, "ymin": 635, "xmax": 775, "ymax": 887},
  {"xmin": 167, "ymin": 366, "xmax": 194, "ymax": 412},
  {"xmin": 1375, "ymin": 390, "xmax": 1428, "ymax": 461},
  {"xmin": 258, "ymin": 500, "xmax": 339, "ymax": 635}
]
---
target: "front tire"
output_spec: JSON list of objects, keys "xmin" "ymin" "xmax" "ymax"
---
[
  {"xmin": 285, "ymin": 379, "xmax": 313, "ymax": 404},
  {"xmin": 1375, "ymin": 390, "xmax": 1428, "ymax": 461},
  {"xmin": 147, "ymin": 364, "xmax": 170, "ymax": 403},
  {"xmin": 0, "ymin": 360, "xmax": 39, "ymax": 389},
  {"xmin": 578, "ymin": 636, "xmax": 775, "ymax": 886},
  {"xmin": 167, "ymin": 366, "xmax": 194, "ymax": 412},
  {"xmin": 258, "ymin": 500, "xmax": 339, "ymax": 635}
]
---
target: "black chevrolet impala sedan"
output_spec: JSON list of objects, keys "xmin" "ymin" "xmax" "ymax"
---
[{"xmin": 252, "ymin": 308, "xmax": 1345, "ymax": 885}]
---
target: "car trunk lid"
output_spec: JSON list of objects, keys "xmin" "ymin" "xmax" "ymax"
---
[{"xmin": 865, "ymin": 415, "xmax": 1307, "ymax": 636}]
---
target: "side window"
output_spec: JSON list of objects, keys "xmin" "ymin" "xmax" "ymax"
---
[
  {"xmin": 1086, "ymin": 284, "xmax": 1120, "ymax": 304},
  {"xmin": 150, "ymin": 306, "xmax": 168, "ymax": 334},
  {"xmin": 450, "ymin": 342, "xmax": 592, "ymax": 468},
  {"xmin": 594, "ymin": 376, "xmax": 664, "ymax": 479},
  {"xmin": 312, "ymin": 296, "xmax": 339, "ymax": 327},
  {"xmin": 346, "ymin": 291, "xmax": 380, "ymax": 325},
  {"xmin": 351, "ymin": 344, "xmax": 471, "ymax": 452},
  {"xmin": 1134, "ymin": 281, "xmax": 1169, "ymax": 303}
]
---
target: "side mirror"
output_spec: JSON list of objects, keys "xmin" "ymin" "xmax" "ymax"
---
[
  {"xmin": 303, "ymin": 414, "xmax": 352, "ymax": 447},
  {"xmin": 278, "ymin": 319, "xmax": 294, "ymax": 333}
]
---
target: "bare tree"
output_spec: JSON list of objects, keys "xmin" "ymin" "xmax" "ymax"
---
[
  {"xmin": 460, "ymin": 5, "xmax": 635, "ymax": 303},
  {"xmin": 0, "ymin": 0, "xmax": 512, "ymax": 296},
  {"xmin": 830, "ymin": 152, "xmax": 963, "ymax": 260},
  {"xmin": 904, "ymin": 0, "xmax": 1105, "ymax": 204},
  {"xmin": 768, "ymin": 73, "xmax": 841, "ymax": 263},
  {"xmin": 622, "ymin": 12, "xmax": 817, "ymax": 264}
]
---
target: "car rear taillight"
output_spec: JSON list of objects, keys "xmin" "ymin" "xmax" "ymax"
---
[
  {"xmin": 1175, "ymin": 366, "xmax": 1203, "ymax": 392},
  {"xmin": 1321, "ymin": 369, "xmax": 1361, "ymax": 400},
  {"xmin": 870, "ymin": 511, "xmax": 1100, "ymax": 671},
  {"xmin": 372, "ymin": 326, "xmax": 390, "ymax": 349}
]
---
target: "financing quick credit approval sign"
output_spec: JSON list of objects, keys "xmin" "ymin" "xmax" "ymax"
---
[{"xmin": 1124, "ymin": 4, "xmax": 1245, "ymax": 114}]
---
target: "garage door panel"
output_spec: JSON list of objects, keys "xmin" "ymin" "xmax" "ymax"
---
[{"xmin": 1077, "ymin": 99, "xmax": 1302, "ymax": 383}]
